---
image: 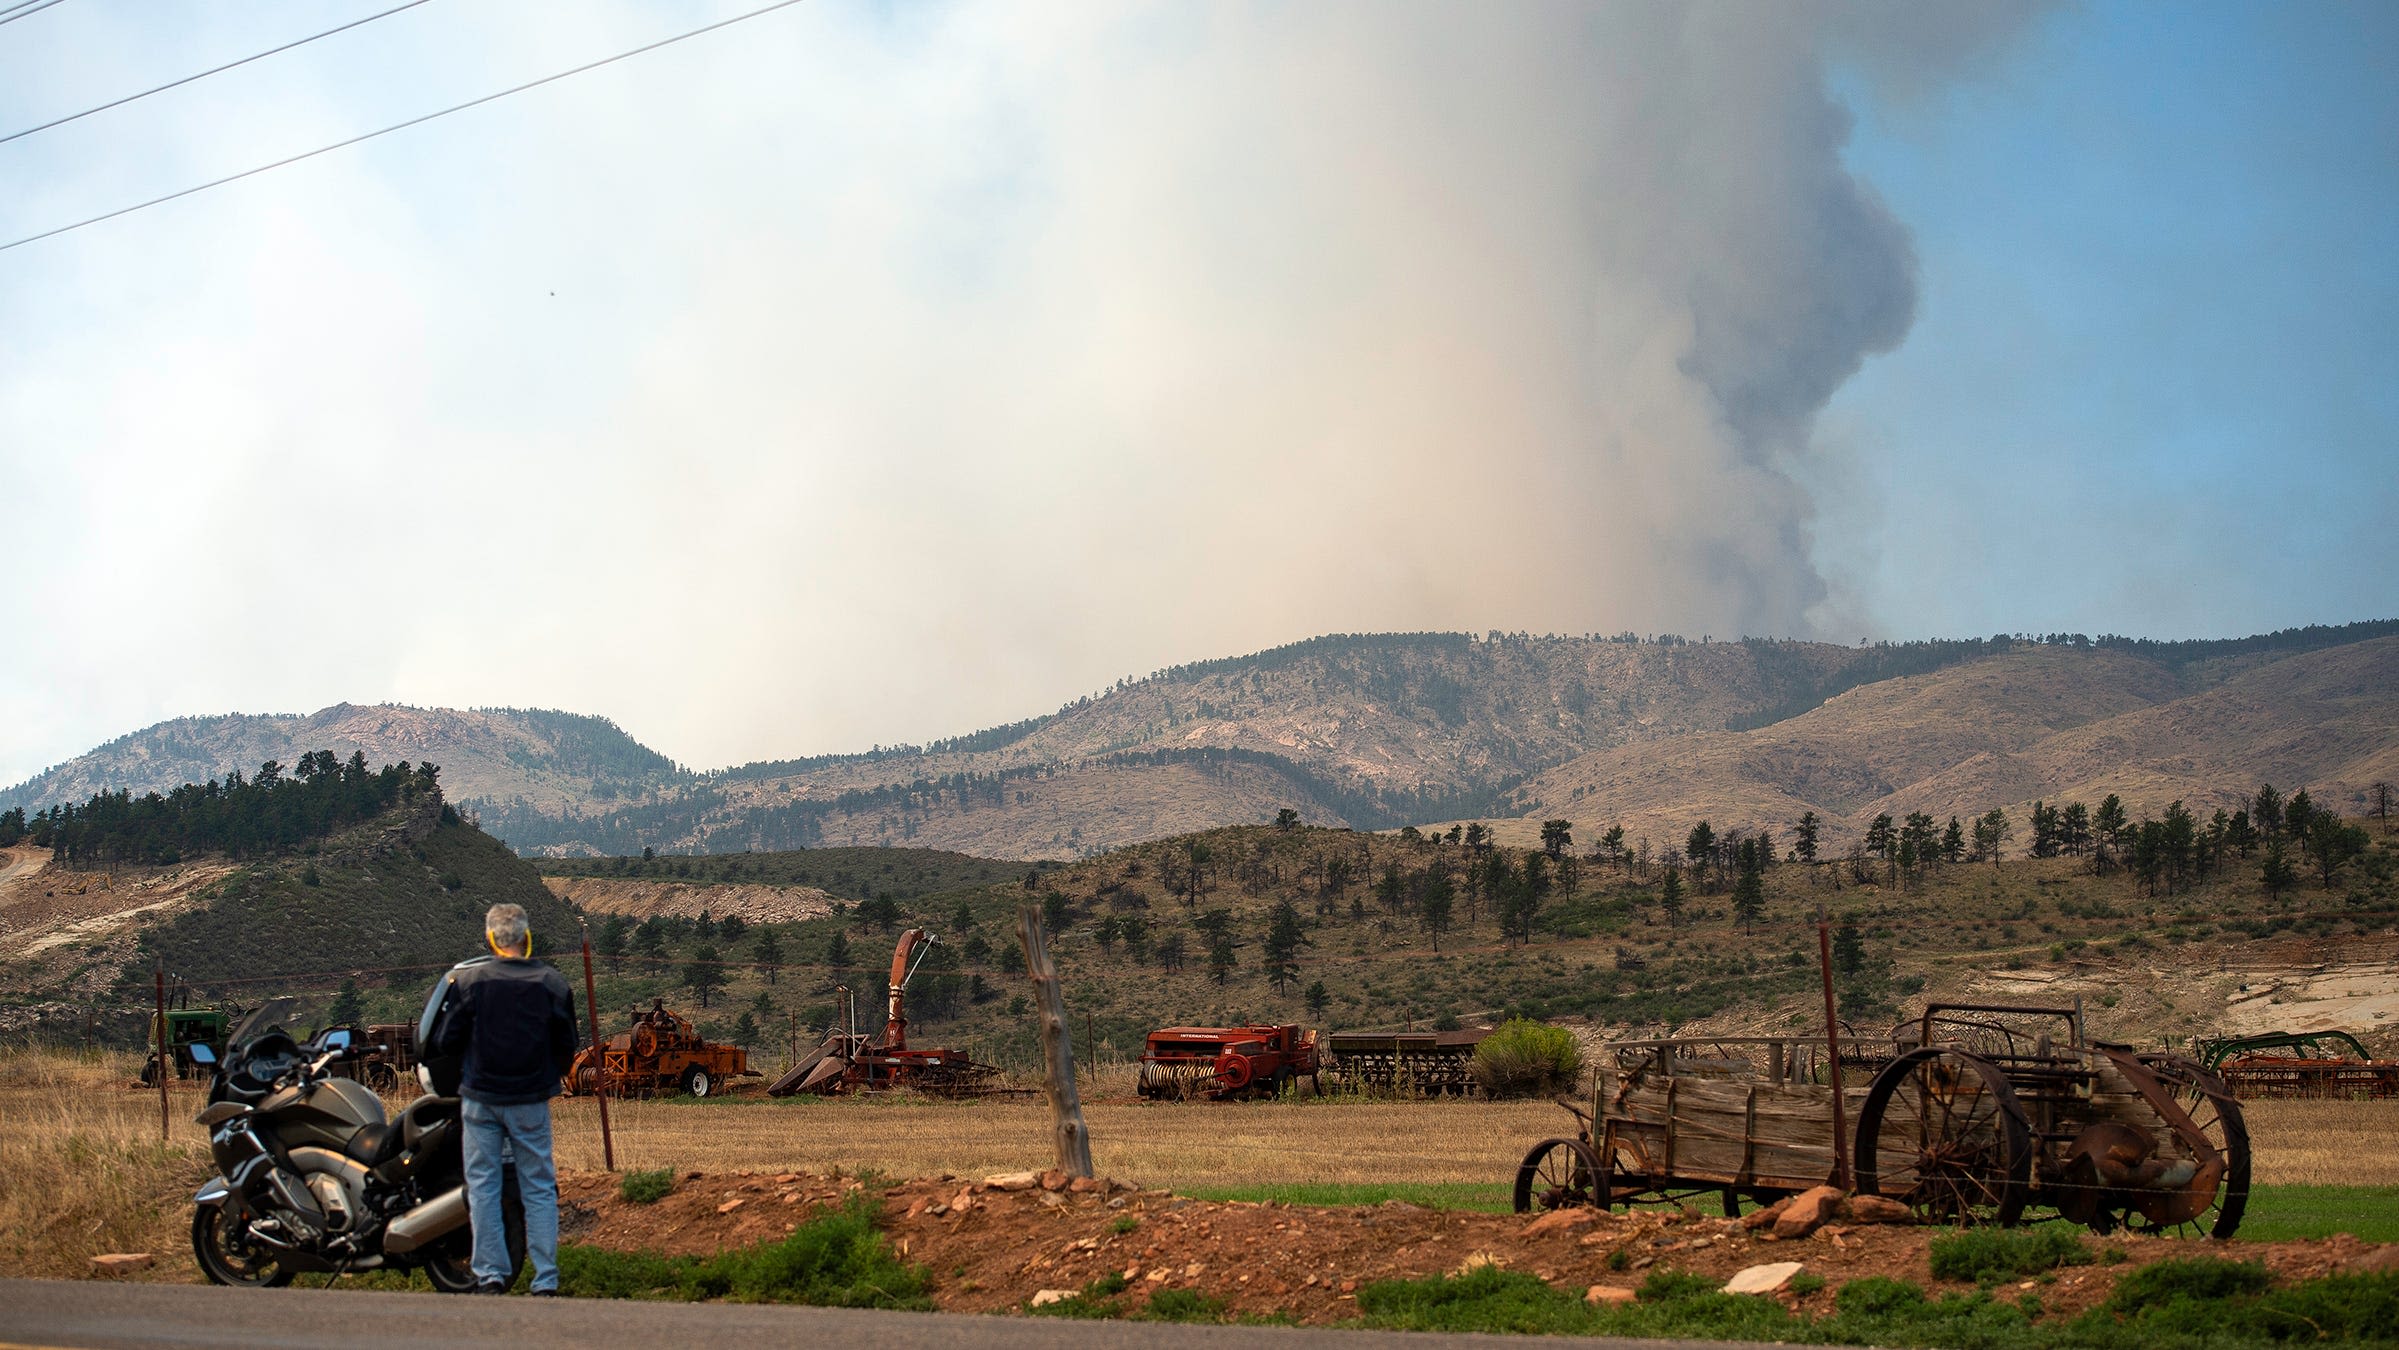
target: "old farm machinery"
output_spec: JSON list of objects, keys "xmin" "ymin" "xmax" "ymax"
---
[
  {"xmin": 1321, "ymin": 1029, "xmax": 1489, "ymax": 1096},
  {"xmin": 767, "ymin": 928, "xmax": 1003, "ymax": 1097},
  {"xmin": 1136, "ymin": 1025, "xmax": 1320, "ymax": 1100},
  {"xmin": 1514, "ymin": 1001, "xmax": 2252, "ymax": 1239},
  {"xmin": 2196, "ymin": 1030, "xmax": 2399, "ymax": 1100},
  {"xmin": 564, "ymin": 1000, "xmax": 760, "ymax": 1098}
]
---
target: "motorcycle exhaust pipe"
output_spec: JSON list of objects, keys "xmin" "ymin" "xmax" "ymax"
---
[{"xmin": 382, "ymin": 1186, "xmax": 467, "ymax": 1255}]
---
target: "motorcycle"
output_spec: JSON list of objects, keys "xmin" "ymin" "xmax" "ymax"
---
[{"xmin": 188, "ymin": 995, "xmax": 524, "ymax": 1291}]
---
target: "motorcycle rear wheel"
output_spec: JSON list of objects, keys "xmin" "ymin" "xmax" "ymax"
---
[{"xmin": 191, "ymin": 1205, "xmax": 292, "ymax": 1288}]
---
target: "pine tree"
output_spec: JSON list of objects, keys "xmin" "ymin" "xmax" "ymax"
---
[
  {"xmin": 597, "ymin": 915, "xmax": 630, "ymax": 975},
  {"xmin": 1833, "ymin": 920, "xmax": 1866, "ymax": 976},
  {"xmin": 1732, "ymin": 852, "xmax": 1765, "ymax": 934},
  {"xmin": 1304, "ymin": 981, "xmax": 1330, "ymax": 1020},
  {"xmin": 1794, "ymin": 812, "xmax": 1820, "ymax": 867},
  {"xmin": 1539, "ymin": 819, "xmax": 1573, "ymax": 857},
  {"xmin": 1419, "ymin": 871, "xmax": 1454, "ymax": 951},
  {"xmin": 683, "ymin": 944, "xmax": 726, "ymax": 1008},
  {"xmin": 1941, "ymin": 817, "xmax": 1966, "ymax": 865},
  {"xmin": 1262, "ymin": 899, "xmax": 1308, "ymax": 994},
  {"xmin": 1206, "ymin": 932, "xmax": 1236, "ymax": 986},
  {"xmin": 752, "ymin": 927, "xmax": 783, "ymax": 984},
  {"xmin": 1659, "ymin": 867, "xmax": 1685, "ymax": 925},
  {"xmin": 326, "ymin": 978, "xmax": 364, "ymax": 1029}
]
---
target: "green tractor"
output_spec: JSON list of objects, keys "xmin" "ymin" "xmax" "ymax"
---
[{"xmin": 139, "ymin": 1007, "xmax": 236, "ymax": 1085}]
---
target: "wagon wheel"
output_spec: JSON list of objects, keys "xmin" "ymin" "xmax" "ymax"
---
[
  {"xmin": 1513, "ymin": 1137, "xmax": 1604, "ymax": 1213},
  {"xmin": 1857, "ymin": 1047, "xmax": 2032, "ymax": 1227},
  {"xmin": 2118, "ymin": 1055, "xmax": 2250, "ymax": 1240}
]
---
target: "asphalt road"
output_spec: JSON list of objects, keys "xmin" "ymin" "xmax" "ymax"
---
[{"xmin": 0, "ymin": 1280, "xmax": 1779, "ymax": 1349}]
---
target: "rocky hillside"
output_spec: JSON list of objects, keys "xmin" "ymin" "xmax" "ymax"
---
[
  {"xmin": 1511, "ymin": 635, "xmax": 2399, "ymax": 852},
  {"xmin": 0, "ymin": 782, "xmax": 578, "ymax": 1037},
  {"xmin": 13, "ymin": 622, "xmax": 2395, "ymax": 861},
  {"xmin": 1, "ymin": 704, "xmax": 680, "ymax": 817}
]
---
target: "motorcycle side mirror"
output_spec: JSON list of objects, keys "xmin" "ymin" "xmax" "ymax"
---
[{"xmin": 188, "ymin": 1043, "xmax": 217, "ymax": 1066}]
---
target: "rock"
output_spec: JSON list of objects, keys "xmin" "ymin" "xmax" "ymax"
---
[
  {"xmin": 1842, "ymin": 1194, "xmax": 1913, "ymax": 1225},
  {"xmin": 1068, "ymin": 1176, "xmax": 1101, "ymax": 1194},
  {"xmin": 904, "ymin": 1197, "xmax": 929, "ymax": 1219},
  {"xmin": 951, "ymin": 1189, "xmax": 976, "ymax": 1213},
  {"xmin": 1773, "ymin": 1185, "xmax": 1846, "ymax": 1240},
  {"xmin": 1522, "ymin": 1207, "xmax": 1603, "ymax": 1239},
  {"xmin": 1724, "ymin": 1261, "xmax": 1806, "ymax": 1296},
  {"xmin": 89, "ymin": 1253, "xmax": 153, "ymax": 1276},
  {"xmin": 2347, "ymin": 1247, "xmax": 2399, "ymax": 1274},
  {"xmin": 1741, "ymin": 1196, "xmax": 1794, "ymax": 1230},
  {"xmin": 1585, "ymin": 1284, "xmax": 1638, "ymax": 1306},
  {"xmin": 986, "ymin": 1171, "xmax": 1041, "ymax": 1191},
  {"xmin": 1040, "ymin": 1170, "xmax": 1070, "ymax": 1192},
  {"xmin": 1038, "ymin": 1190, "xmax": 1068, "ymax": 1208},
  {"xmin": 1029, "ymin": 1289, "xmax": 1076, "ymax": 1307},
  {"xmin": 716, "ymin": 1198, "xmax": 745, "ymax": 1214}
]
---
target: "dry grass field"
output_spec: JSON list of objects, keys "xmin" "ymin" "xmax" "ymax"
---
[{"xmin": 5, "ymin": 1050, "xmax": 2392, "ymax": 1283}]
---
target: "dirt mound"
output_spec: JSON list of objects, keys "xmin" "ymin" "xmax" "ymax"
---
[
  {"xmin": 543, "ymin": 876, "xmax": 835, "ymax": 925},
  {"xmin": 0, "ymin": 848, "xmax": 234, "ymax": 988},
  {"xmin": 560, "ymin": 1169, "xmax": 2396, "ymax": 1324}
]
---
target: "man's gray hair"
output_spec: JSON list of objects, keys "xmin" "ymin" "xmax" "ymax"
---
[{"xmin": 485, "ymin": 903, "xmax": 530, "ymax": 953}]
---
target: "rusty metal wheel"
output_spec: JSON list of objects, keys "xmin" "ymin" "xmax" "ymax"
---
[
  {"xmin": 2119, "ymin": 1055, "xmax": 2250, "ymax": 1240},
  {"xmin": 1513, "ymin": 1137, "xmax": 1604, "ymax": 1213},
  {"xmin": 1857, "ymin": 1047, "xmax": 2031, "ymax": 1227}
]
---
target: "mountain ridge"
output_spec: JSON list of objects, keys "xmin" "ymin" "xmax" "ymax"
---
[{"xmin": 10, "ymin": 620, "xmax": 2395, "ymax": 860}]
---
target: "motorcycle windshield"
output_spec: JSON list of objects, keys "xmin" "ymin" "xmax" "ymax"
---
[{"xmin": 228, "ymin": 997, "xmax": 298, "ymax": 1053}]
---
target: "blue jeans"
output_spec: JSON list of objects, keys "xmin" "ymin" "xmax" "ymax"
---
[{"xmin": 461, "ymin": 1097, "xmax": 558, "ymax": 1291}]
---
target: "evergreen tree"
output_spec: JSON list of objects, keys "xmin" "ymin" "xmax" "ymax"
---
[
  {"xmin": 1685, "ymin": 821, "xmax": 1716, "ymax": 880},
  {"xmin": 1659, "ymin": 866, "xmax": 1685, "ymax": 925},
  {"xmin": 1793, "ymin": 811, "xmax": 1820, "ymax": 867},
  {"xmin": 752, "ymin": 926, "xmax": 783, "ymax": 984},
  {"xmin": 2307, "ymin": 812, "xmax": 2369, "ymax": 889},
  {"xmin": 1157, "ymin": 929, "xmax": 1187, "ymax": 973},
  {"xmin": 2260, "ymin": 841, "xmax": 2297, "ymax": 899},
  {"xmin": 694, "ymin": 910, "xmax": 717, "ymax": 942},
  {"xmin": 717, "ymin": 914, "xmax": 746, "ymax": 945},
  {"xmin": 325, "ymin": 978, "xmax": 364, "ymax": 1029},
  {"xmin": 2093, "ymin": 795, "xmax": 2129, "ymax": 870},
  {"xmin": 1304, "ymin": 981, "xmax": 1330, "ymax": 1020},
  {"xmin": 2252, "ymin": 784, "xmax": 2285, "ymax": 836},
  {"xmin": 633, "ymin": 916, "xmax": 668, "ymax": 966},
  {"xmin": 1262, "ymin": 899, "xmax": 1308, "ymax": 994},
  {"xmin": 1206, "ymin": 931, "xmax": 1237, "ymax": 986},
  {"xmin": 1731, "ymin": 846, "xmax": 1765, "ymax": 934},
  {"xmin": 1419, "ymin": 870, "xmax": 1455, "ymax": 951},
  {"xmin": 824, "ymin": 927, "xmax": 852, "ymax": 973},
  {"xmin": 597, "ymin": 915, "xmax": 630, "ymax": 975},
  {"xmin": 683, "ymin": 944, "xmax": 726, "ymax": 1008},
  {"xmin": 733, "ymin": 1011, "xmax": 759, "ymax": 1047},
  {"xmin": 1539, "ymin": 819, "xmax": 1573, "ymax": 857},
  {"xmin": 1941, "ymin": 816, "xmax": 1966, "ymax": 864},
  {"xmin": 1600, "ymin": 824, "xmax": 1626, "ymax": 867},
  {"xmin": 1832, "ymin": 920, "xmax": 1866, "ymax": 976},
  {"xmin": 2284, "ymin": 789, "xmax": 2317, "ymax": 841},
  {"xmin": 1094, "ymin": 915, "xmax": 1121, "ymax": 954}
]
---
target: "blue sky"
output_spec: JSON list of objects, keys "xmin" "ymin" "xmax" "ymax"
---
[
  {"xmin": 1818, "ymin": 0, "xmax": 2397, "ymax": 639},
  {"xmin": 0, "ymin": 1, "xmax": 2391, "ymax": 782}
]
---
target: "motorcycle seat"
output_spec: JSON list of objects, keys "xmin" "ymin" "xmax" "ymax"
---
[{"xmin": 345, "ymin": 1122, "xmax": 402, "ymax": 1167}]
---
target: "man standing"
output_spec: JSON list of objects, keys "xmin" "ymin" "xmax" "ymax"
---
[{"xmin": 425, "ymin": 902, "xmax": 575, "ymax": 1295}]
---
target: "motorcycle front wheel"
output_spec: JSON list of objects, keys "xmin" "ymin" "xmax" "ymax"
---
[{"xmin": 191, "ymin": 1205, "xmax": 292, "ymax": 1288}]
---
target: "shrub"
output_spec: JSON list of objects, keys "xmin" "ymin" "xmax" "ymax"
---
[
  {"xmin": 1140, "ymin": 1288, "xmax": 1229, "ymax": 1323},
  {"xmin": 618, "ymin": 1168, "xmax": 674, "ymax": 1205},
  {"xmin": 1927, "ymin": 1225, "xmax": 2093, "ymax": 1285},
  {"xmin": 1470, "ymin": 1019, "xmax": 1582, "ymax": 1099}
]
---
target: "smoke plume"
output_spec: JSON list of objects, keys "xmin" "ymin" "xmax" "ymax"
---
[{"xmin": 0, "ymin": 1, "xmax": 2040, "ymax": 776}]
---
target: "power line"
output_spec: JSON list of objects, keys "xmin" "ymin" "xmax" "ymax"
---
[
  {"xmin": 1, "ymin": 0, "xmax": 437, "ymax": 147},
  {"xmin": 0, "ymin": 0, "xmax": 70, "ymax": 27},
  {"xmin": 0, "ymin": 0, "xmax": 811, "ymax": 254}
]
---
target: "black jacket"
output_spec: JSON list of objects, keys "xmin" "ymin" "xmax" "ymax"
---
[{"xmin": 425, "ymin": 955, "xmax": 577, "ymax": 1106}]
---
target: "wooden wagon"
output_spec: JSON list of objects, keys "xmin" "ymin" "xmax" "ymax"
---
[{"xmin": 1515, "ymin": 1002, "xmax": 2251, "ymax": 1239}]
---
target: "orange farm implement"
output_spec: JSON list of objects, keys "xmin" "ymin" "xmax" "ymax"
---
[
  {"xmin": 1136, "ymin": 1024, "xmax": 1320, "ymax": 1100},
  {"xmin": 564, "ymin": 1000, "xmax": 759, "ymax": 1098},
  {"xmin": 767, "ymin": 928, "xmax": 1004, "ymax": 1097}
]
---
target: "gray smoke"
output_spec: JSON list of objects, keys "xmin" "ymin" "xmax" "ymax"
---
[{"xmin": 0, "ymin": 1, "xmax": 2042, "ymax": 776}]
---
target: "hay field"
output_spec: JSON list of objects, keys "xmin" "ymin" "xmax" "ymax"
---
[
  {"xmin": 4, "ymin": 1049, "xmax": 2392, "ymax": 1284},
  {"xmin": 547, "ymin": 1095, "xmax": 1564, "ymax": 1185}
]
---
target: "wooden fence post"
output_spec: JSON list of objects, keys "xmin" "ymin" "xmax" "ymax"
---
[
  {"xmin": 578, "ymin": 922, "xmax": 615, "ymax": 1172},
  {"xmin": 1017, "ymin": 905, "xmax": 1092, "ymax": 1178},
  {"xmin": 154, "ymin": 961, "xmax": 171, "ymax": 1142}
]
